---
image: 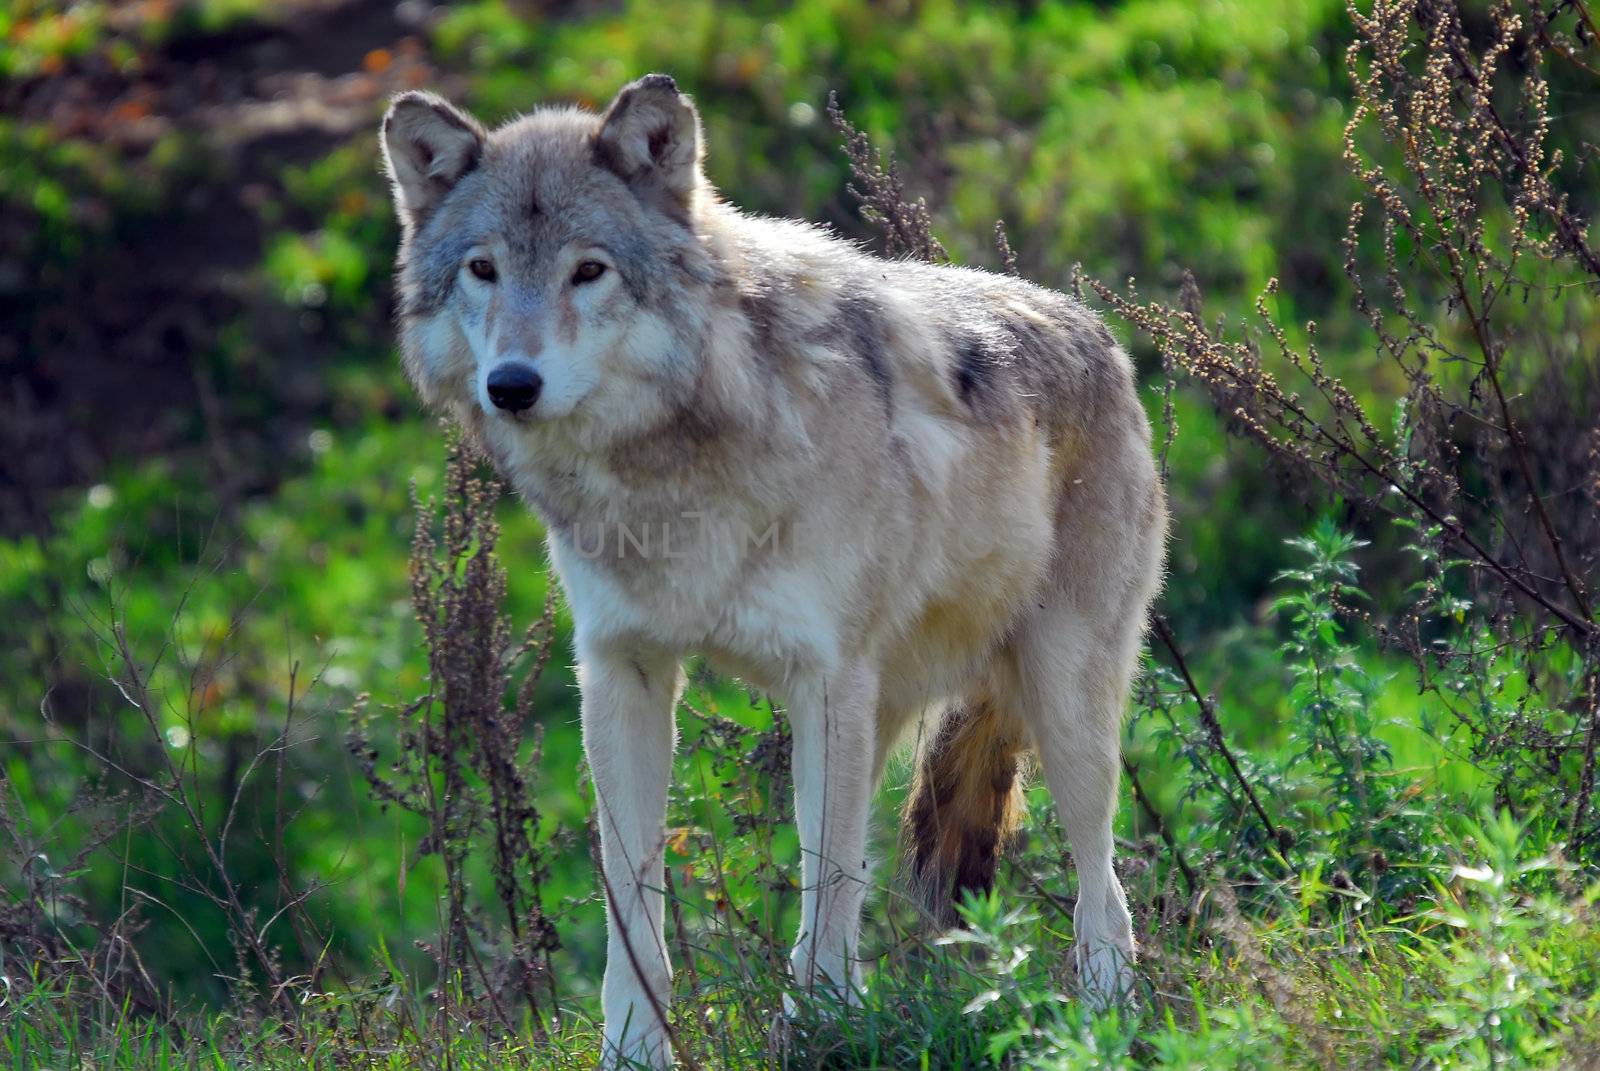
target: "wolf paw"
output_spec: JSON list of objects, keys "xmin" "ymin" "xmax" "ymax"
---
[
  {"xmin": 598, "ymin": 1027, "xmax": 673, "ymax": 1070},
  {"xmin": 1075, "ymin": 939, "xmax": 1137, "ymax": 1013}
]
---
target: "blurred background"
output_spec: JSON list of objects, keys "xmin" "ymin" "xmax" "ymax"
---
[{"xmin": 3, "ymin": 0, "xmax": 1597, "ymax": 1056}]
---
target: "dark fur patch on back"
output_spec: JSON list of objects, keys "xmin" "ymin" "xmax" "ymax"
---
[
  {"xmin": 954, "ymin": 336, "xmax": 994, "ymax": 404},
  {"xmin": 834, "ymin": 287, "xmax": 893, "ymax": 417},
  {"xmin": 738, "ymin": 290, "xmax": 779, "ymax": 354},
  {"xmin": 998, "ymin": 312, "xmax": 1053, "ymax": 364},
  {"xmin": 947, "ymin": 329, "xmax": 1025, "ymax": 424}
]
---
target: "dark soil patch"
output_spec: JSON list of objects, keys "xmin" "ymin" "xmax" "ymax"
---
[{"xmin": 1, "ymin": 0, "xmax": 450, "ymax": 536}]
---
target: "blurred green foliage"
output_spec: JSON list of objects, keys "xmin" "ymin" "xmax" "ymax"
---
[
  {"xmin": 3, "ymin": 0, "xmax": 1598, "ymax": 1065},
  {"xmin": 0, "ymin": 0, "xmax": 1442, "ymax": 988}
]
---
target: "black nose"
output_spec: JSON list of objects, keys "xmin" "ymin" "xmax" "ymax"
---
[{"xmin": 486, "ymin": 364, "xmax": 542, "ymax": 413}]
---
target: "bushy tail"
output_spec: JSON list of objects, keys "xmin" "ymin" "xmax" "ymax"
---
[{"xmin": 901, "ymin": 696, "xmax": 1027, "ymax": 925}]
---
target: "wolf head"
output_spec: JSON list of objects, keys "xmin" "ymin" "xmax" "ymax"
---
[{"xmin": 381, "ymin": 75, "xmax": 720, "ymax": 448}]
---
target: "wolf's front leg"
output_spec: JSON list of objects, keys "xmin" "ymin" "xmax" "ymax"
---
[
  {"xmin": 581, "ymin": 643, "xmax": 683, "ymax": 1069},
  {"xmin": 788, "ymin": 659, "xmax": 879, "ymax": 1002}
]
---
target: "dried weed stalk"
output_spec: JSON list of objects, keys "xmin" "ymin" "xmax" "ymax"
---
[
  {"xmin": 827, "ymin": 91, "xmax": 948, "ymax": 264},
  {"xmin": 1087, "ymin": 0, "xmax": 1598, "ymax": 846},
  {"xmin": 349, "ymin": 428, "xmax": 561, "ymax": 1032}
]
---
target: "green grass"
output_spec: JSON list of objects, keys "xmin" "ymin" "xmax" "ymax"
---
[
  {"xmin": 7, "ymin": 503, "xmax": 1597, "ymax": 1067},
  {"xmin": 4, "ymin": 0, "xmax": 1599, "ymax": 1066},
  {"xmin": 7, "ymin": 809, "xmax": 1598, "ymax": 1068}
]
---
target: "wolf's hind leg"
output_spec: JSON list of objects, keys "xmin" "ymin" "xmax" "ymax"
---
[
  {"xmin": 787, "ymin": 658, "xmax": 879, "ymax": 1002},
  {"xmin": 1008, "ymin": 607, "xmax": 1143, "ymax": 1008},
  {"xmin": 1006, "ymin": 475, "xmax": 1163, "ymax": 1009}
]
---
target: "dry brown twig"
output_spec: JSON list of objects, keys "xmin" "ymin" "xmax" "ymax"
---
[{"xmin": 348, "ymin": 427, "xmax": 561, "ymax": 1032}]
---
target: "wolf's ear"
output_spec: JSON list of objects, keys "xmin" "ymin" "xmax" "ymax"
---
[
  {"xmin": 593, "ymin": 74, "xmax": 702, "ymax": 212},
  {"xmin": 381, "ymin": 92, "xmax": 485, "ymax": 226}
]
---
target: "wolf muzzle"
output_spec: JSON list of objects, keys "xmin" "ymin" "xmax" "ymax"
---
[{"xmin": 487, "ymin": 363, "xmax": 543, "ymax": 413}]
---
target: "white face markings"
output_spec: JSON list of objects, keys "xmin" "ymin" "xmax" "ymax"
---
[
  {"xmin": 447, "ymin": 250, "xmax": 524, "ymax": 416},
  {"xmin": 408, "ymin": 313, "xmax": 473, "ymax": 406},
  {"xmin": 532, "ymin": 244, "xmax": 624, "ymax": 419},
  {"xmin": 441, "ymin": 238, "xmax": 659, "ymax": 423}
]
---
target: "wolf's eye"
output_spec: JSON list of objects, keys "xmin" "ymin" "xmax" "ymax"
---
[
  {"xmin": 571, "ymin": 261, "xmax": 607, "ymax": 285},
  {"xmin": 467, "ymin": 258, "xmax": 497, "ymax": 282}
]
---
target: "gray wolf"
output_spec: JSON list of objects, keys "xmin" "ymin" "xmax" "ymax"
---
[{"xmin": 381, "ymin": 74, "xmax": 1166, "ymax": 1068}]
